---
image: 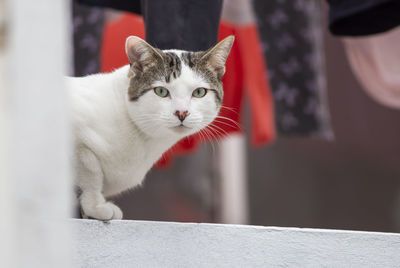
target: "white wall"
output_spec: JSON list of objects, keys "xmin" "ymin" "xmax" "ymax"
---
[
  {"xmin": 0, "ymin": 0, "xmax": 12, "ymax": 266},
  {"xmin": 219, "ymin": 134, "xmax": 249, "ymax": 224},
  {"xmin": 1, "ymin": 0, "xmax": 72, "ymax": 267},
  {"xmin": 73, "ymin": 219, "xmax": 400, "ymax": 268}
]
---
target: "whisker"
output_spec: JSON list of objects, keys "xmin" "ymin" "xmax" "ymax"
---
[
  {"xmin": 220, "ymin": 105, "xmax": 239, "ymax": 115},
  {"xmin": 208, "ymin": 123, "xmax": 229, "ymax": 136},
  {"xmin": 211, "ymin": 119, "xmax": 240, "ymax": 130},
  {"xmin": 201, "ymin": 128, "xmax": 216, "ymax": 154},
  {"xmin": 203, "ymin": 127, "xmax": 220, "ymax": 146},
  {"xmin": 214, "ymin": 116, "xmax": 241, "ymax": 127},
  {"xmin": 207, "ymin": 125, "xmax": 225, "ymax": 141}
]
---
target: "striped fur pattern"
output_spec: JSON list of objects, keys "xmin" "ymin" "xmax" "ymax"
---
[{"xmin": 126, "ymin": 36, "xmax": 234, "ymax": 105}]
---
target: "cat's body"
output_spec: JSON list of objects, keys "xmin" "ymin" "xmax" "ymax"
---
[
  {"xmin": 69, "ymin": 66, "xmax": 178, "ymax": 198},
  {"xmin": 69, "ymin": 36, "xmax": 234, "ymax": 220}
]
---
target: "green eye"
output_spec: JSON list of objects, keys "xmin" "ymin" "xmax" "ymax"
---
[
  {"xmin": 154, "ymin": 87, "xmax": 169, "ymax": 98},
  {"xmin": 192, "ymin": 87, "xmax": 207, "ymax": 98}
]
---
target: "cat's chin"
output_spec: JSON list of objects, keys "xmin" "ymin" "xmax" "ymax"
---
[
  {"xmin": 138, "ymin": 125, "xmax": 194, "ymax": 139},
  {"xmin": 169, "ymin": 125, "xmax": 193, "ymax": 135}
]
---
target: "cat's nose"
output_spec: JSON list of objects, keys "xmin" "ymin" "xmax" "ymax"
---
[{"xmin": 174, "ymin": 110, "xmax": 189, "ymax": 122}]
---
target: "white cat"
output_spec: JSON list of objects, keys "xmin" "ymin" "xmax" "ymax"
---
[{"xmin": 68, "ymin": 35, "xmax": 234, "ymax": 220}]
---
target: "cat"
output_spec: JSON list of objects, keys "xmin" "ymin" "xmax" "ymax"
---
[{"xmin": 68, "ymin": 35, "xmax": 234, "ymax": 220}]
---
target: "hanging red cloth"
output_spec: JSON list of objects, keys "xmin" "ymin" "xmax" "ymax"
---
[
  {"xmin": 233, "ymin": 23, "xmax": 276, "ymax": 145},
  {"xmin": 101, "ymin": 14, "xmax": 275, "ymax": 166}
]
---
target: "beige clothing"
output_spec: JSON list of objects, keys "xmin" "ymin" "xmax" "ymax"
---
[{"xmin": 344, "ymin": 27, "xmax": 400, "ymax": 109}]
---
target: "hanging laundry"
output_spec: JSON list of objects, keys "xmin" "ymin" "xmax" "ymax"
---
[
  {"xmin": 221, "ymin": 0, "xmax": 276, "ymax": 145},
  {"xmin": 343, "ymin": 26, "xmax": 400, "ymax": 109},
  {"xmin": 141, "ymin": 0, "xmax": 223, "ymax": 51},
  {"xmin": 253, "ymin": 0, "xmax": 333, "ymax": 139},
  {"xmin": 326, "ymin": 0, "xmax": 400, "ymax": 36},
  {"xmin": 72, "ymin": 2, "xmax": 105, "ymax": 76},
  {"xmin": 78, "ymin": 0, "xmax": 223, "ymax": 52}
]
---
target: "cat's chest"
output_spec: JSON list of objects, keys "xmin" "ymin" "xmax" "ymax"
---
[{"xmin": 101, "ymin": 137, "xmax": 175, "ymax": 196}]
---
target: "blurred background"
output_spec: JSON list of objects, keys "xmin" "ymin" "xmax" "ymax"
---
[
  {"xmin": 69, "ymin": 0, "xmax": 400, "ymax": 233},
  {"xmin": 3, "ymin": 0, "xmax": 400, "ymax": 266}
]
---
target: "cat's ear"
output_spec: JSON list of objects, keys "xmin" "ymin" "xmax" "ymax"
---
[
  {"xmin": 200, "ymin": 35, "xmax": 235, "ymax": 79},
  {"xmin": 125, "ymin": 36, "xmax": 163, "ymax": 77}
]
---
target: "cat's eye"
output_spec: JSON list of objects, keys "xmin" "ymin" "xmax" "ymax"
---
[
  {"xmin": 192, "ymin": 87, "xmax": 207, "ymax": 98},
  {"xmin": 154, "ymin": 87, "xmax": 169, "ymax": 98}
]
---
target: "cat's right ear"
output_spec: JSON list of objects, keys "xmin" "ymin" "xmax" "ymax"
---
[{"xmin": 125, "ymin": 36, "xmax": 163, "ymax": 78}]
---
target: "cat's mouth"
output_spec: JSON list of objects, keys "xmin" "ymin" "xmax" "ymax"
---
[{"xmin": 170, "ymin": 124, "xmax": 192, "ymax": 133}]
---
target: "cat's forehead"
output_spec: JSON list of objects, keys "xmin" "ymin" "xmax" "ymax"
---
[
  {"xmin": 155, "ymin": 50, "xmax": 209, "ymax": 89},
  {"xmin": 160, "ymin": 49, "xmax": 219, "ymax": 87}
]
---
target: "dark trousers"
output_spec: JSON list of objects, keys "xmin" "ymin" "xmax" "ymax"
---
[{"xmin": 78, "ymin": 0, "xmax": 223, "ymax": 50}]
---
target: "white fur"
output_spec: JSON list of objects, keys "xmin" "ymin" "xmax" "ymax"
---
[{"xmin": 68, "ymin": 58, "xmax": 219, "ymax": 220}]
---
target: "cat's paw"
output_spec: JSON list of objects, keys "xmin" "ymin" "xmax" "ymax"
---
[
  {"xmin": 108, "ymin": 202, "xmax": 123, "ymax": 220},
  {"xmin": 82, "ymin": 202, "xmax": 123, "ymax": 221}
]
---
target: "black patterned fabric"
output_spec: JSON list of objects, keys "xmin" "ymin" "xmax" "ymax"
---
[
  {"xmin": 72, "ymin": 3, "xmax": 105, "ymax": 76},
  {"xmin": 253, "ymin": 0, "xmax": 333, "ymax": 138},
  {"xmin": 141, "ymin": 0, "xmax": 223, "ymax": 51},
  {"xmin": 327, "ymin": 0, "xmax": 400, "ymax": 36}
]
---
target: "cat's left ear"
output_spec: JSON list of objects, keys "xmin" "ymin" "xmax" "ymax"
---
[
  {"xmin": 125, "ymin": 36, "xmax": 163, "ymax": 77},
  {"xmin": 200, "ymin": 35, "xmax": 235, "ymax": 79}
]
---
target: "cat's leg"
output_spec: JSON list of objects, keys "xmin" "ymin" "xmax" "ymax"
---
[
  {"xmin": 80, "ymin": 191, "xmax": 123, "ymax": 220},
  {"xmin": 77, "ymin": 147, "xmax": 123, "ymax": 220}
]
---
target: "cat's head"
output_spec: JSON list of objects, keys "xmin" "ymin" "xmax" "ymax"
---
[{"xmin": 124, "ymin": 35, "xmax": 234, "ymax": 139}]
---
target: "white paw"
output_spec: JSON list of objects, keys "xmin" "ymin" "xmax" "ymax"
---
[
  {"xmin": 82, "ymin": 202, "xmax": 123, "ymax": 221},
  {"xmin": 108, "ymin": 202, "xmax": 123, "ymax": 220}
]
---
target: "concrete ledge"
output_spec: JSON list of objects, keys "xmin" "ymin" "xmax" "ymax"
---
[{"xmin": 72, "ymin": 219, "xmax": 400, "ymax": 267}]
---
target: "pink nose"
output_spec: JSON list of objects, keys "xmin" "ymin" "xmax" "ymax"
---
[{"xmin": 174, "ymin": 110, "xmax": 189, "ymax": 122}]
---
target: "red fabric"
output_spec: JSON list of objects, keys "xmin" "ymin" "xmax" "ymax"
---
[
  {"xmin": 101, "ymin": 14, "xmax": 145, "ymax": 72},
  {"xmin": 101, "ymin": 14, "xmax": 275, "ymax": 166},
  {"xmin": 234, "ymin": 24, "xmax": 276, "ymax": 145}
]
